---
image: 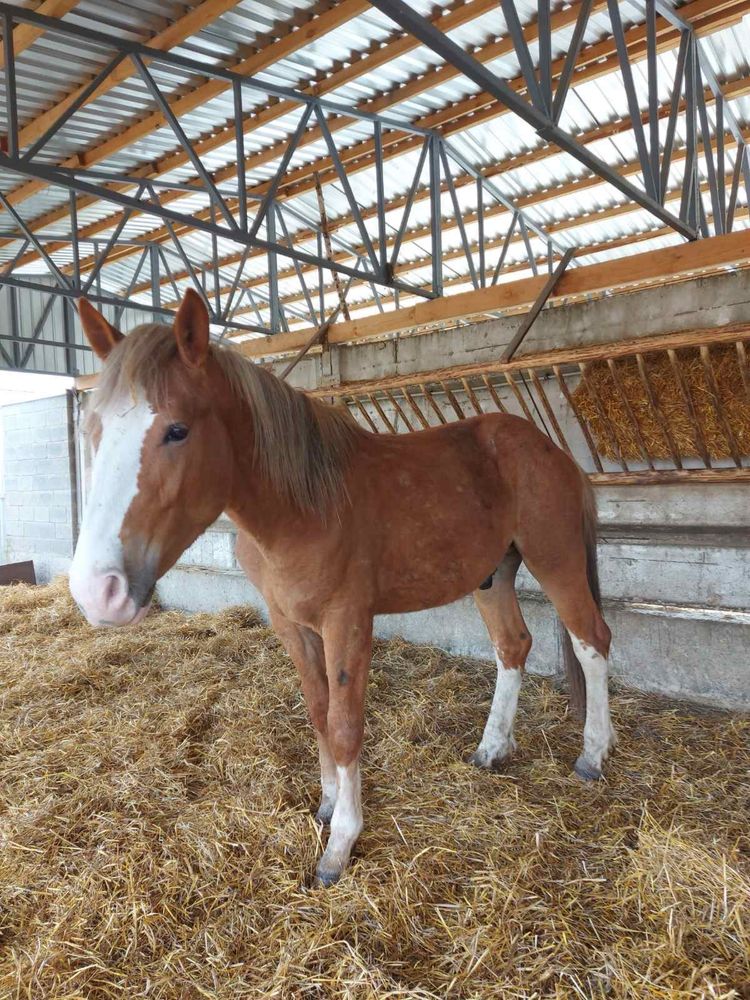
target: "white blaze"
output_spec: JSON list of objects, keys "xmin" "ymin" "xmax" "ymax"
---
[{"xmin": 70, "ymin": 397, "xmax": 156, "ymax": 587}]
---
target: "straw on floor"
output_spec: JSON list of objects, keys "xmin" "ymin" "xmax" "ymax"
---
[{"xmin": 0, "ymin": 578, "xmax": 747, "ymax": 999}]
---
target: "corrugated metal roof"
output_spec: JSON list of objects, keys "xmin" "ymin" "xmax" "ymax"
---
[{"xmin": 0, "ymin": 0, "xmax": 748, "ymax": 372}]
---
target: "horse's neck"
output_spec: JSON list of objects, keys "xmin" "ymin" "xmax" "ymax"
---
[{"xmin": 220, "ymin": 381, "xmax": 316, "ymax": 547}]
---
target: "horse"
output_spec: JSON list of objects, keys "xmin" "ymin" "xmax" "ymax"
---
[{"xmin": 70, "ymin": 289, "xmax": 616, "ymax": 886}]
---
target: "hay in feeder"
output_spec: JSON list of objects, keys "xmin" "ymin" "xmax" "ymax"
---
[
  {"xmin": 0, "ymin": 578, "xmax": 747, "ymax": 998},
  {"xmin": 572, "ymin": 344, "xmax": 750, "ymax": 462}
]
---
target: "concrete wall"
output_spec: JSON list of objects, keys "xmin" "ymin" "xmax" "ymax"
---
[{"xmin": 1, "ymin": 393, "xmax": 76, "ymax": 581}]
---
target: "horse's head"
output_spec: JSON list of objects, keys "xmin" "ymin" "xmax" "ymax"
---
[{"xmin": 69, "ymin": 290, "xmax": 233, "ymax": 627}]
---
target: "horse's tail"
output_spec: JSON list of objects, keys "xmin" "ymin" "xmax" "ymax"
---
[{"xmin": 560, "ymin": 472, "xmax": 600, "ymax": 721}]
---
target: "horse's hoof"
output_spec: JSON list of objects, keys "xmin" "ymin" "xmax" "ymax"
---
[
  {"xmin": 574, "ymin": 755, "xmax": 603, "ymax": 781},
  {"xmin": 469, "ymin": 749, "xmax": 511, "ymax": 772},
  {"xmin": 315, "ymin": 803, "xmax": 334, "ymax": 826},
  {"xmin": 315, "ymin": 863, "xmax": 342, "ymax": 887}
]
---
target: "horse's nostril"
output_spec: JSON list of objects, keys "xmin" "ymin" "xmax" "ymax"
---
[{"xmin": 102, "ymin": 571, "xmax": 128, "ymax": 610}]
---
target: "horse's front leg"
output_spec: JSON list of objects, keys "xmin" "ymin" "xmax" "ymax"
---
[
  {"xmin": 266, "ymin": 607, "xmax": 336, "ymax": 823},
  {"xmin": 315, "ymin": 611, "xmax": 373, "ymax": 887}
]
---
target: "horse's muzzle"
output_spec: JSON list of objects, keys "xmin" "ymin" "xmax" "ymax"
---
[{"xmin": 69, "ymin": 567, "xmax": 153, "ymax": 628}]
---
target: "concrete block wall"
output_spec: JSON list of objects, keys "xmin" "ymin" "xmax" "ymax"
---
[{"xmin": 1, "ymin": 393, "xmax": 75, "ymax": 581}]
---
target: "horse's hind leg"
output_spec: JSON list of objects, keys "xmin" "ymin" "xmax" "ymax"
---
[
  {"xmin": 471, "ymin": 546, "xmax": 532, "ymax": 770},
  {"xmin": 520, "ymin": 550, "xmax": 615, "ymax": 780}
]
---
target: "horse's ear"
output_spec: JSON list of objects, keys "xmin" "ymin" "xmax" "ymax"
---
[
  {"xmin": 78, "ymin": 299, "xmax": 124, "ymax": 361},
  {"xmin": 174, "ymin": 288, "xmax": 210, "ymax": 369}
]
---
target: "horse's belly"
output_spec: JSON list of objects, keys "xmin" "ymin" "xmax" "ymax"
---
[{"xmin": 373, "ymin": 529, "xmax": 509, "ymax": 615}]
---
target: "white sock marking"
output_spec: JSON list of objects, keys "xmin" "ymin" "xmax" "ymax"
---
[
  {"xmin": 570, "ymin": 634, "xmax": 614, "ymax": 770},
  {"xmin": 476, "ymin": 656, "xmax": 521, "ymax": 763},
  {"xmin": 317, "ymin": 759, "xmax": 362, "ymax": 880}
]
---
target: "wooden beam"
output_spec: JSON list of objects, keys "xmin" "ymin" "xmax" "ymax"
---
[
  {"xmin": 0, "ymin": 0, "xmax": 79, "ymax": 69},
  {"xmin": 238, "ymin": 231, "xmax": 750, "ymax": 358}
]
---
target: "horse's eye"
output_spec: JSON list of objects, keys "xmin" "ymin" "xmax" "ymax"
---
[{"xmin": 163, "ymin": 423, "xmax": 189, "ymax": 444}]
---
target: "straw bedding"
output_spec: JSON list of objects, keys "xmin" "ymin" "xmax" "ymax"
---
[
  {"xmin": 0, "ymin": 579, "xmax": 747, "ymax": 999},
  {"xmin": 572, "ymin": 345, "xmax": 750, "ymax": 462}
]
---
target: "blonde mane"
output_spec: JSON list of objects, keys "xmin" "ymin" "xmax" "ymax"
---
[{"xmin": 94, "ymin": 323, "xmax": 363, "ymax": 516}]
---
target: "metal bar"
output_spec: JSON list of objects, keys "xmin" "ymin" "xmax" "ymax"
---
[
  {"xmin": 538, "ymin": 0, "xmax": 552, "ymax": 116},
  {"xmin": 492, "ymin": 211, "xmax": 519, "ymax": 285},
  {"xmin": 553, "ymin": 364, "xmax": 604, "ymax": 473},
  {"xmin": 374, "ymin": 120, "xmax": 388, "ymax": 280},
  {"xmin": 501, "ymin": 247, "xmax": 575, "ymax": 362},
  {"xmin": 680, "ymin": 36, "xmax": 700, "ymax": 232},
  {"xmin": 2, "ymin": 236, "xmax": 29, "ymax": 276},
  {"xmin": 646, "ymin": 0, "xmax": 660, "ymax": 200},
  {"xmin": 313, "ymin": 104, "xmax": 378, "ymax": 271},
  {"xmin": 21, "ymin": 53, "xmax": 127, "ymax": 162},
  {"xmin": 369, "ymin": 0, "xmax": 698, "ymax": 236},
  {"xmin": 6, "ymin": 284, "xmax": 21, "ymax": 368},
  {"xmin": 439, "ymin": 143, "xmax": 477, "ymax": 288},
  {"xmin": 727, "ymin": 146, "xmax": 745, "ymax": 232},
  {"xmin": 314, "ymin": 173, "xmax": 349, "ymax": 322},
  {"xmin": 476, "ymin": 177, "xmax": 485, "ymax": 288},
  {"xmin": 267, "ymin": 200, "xmax": 280, "ymax": 334},
  {"xmin": 696, "ymin": 61, "xmax": 723, "ymax": 235},
  {"xmin": 389, "ymin": 137, "xmax": 430, "ymax": 270},
  {"xmin": 607, "ymin": 0, "xmax": 658, "ymax": 201},
  {"xmin": 606, "ymin": 357, "xmax": 655, "ymax": 470},
  {"xmin": 699, "ymin": 344, "xmax": 742, "ymax": 466},
  {"xmin": 518, "ymin": 216, "xmax": 538, "ymax": 277},
  {"xmin": 0, "ymin": 151, "xmax": 430, "ymax": 297},
  {"xmin": 635, "ymin": 352, "xmax": 683, "ymax": 469},
  {"xmin": 114, "ymin": 246, "xmax": 149, "ymax": 326},
  {"xmin": 275, "ymin": 208, "xmax": 318, "ymax": 325},
  {"xmin": 233, "ymin": 79, "xmax": 247, "ymax": 233},
  {"xmin": 3, "ymin": 12, "xmax": 18, "ymax": 159},
  {"xmin": 429, "ymin": 133, "xmax": 443, "ymax": 297},
  {"xmin": 82, "ymin": 201, "xmax": 138, "ymax": 294},
  {"xmin": 552, "ymin": 0, "xmax": 593, "ymax": 123},
  {"xmin": 659, "ymin": 28, "xmax": 690, "ymax": 200},
  {"xmin": 667, "ymin": 348, "xmax": 711, "ymax": 468},
  {"xmin": 19, "ymin": 292, "xmax": 57, "ymax": 368},
  {"xmin": 248, "ymin": 103, "xmax": 314, "ymax": 240},
  {"xmin": 149, "ymin": 244, "xmax": 161, "ymax": 312},
  {"xmin": 0, "ymin": 191, "xmax": 72, "ymax": 288},
  {"xmin": 132, "ymin": 53, "xmax": 238, "ymax": 231},
  {"xmin": 500, "ymin": 0, "xmax": 547, "ymax": 114},
  {"xmin": 69, "ymin": 192, "xmax": 80, "ymax": 290}
]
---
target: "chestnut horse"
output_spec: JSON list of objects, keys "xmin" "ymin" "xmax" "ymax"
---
[{"xmin": 70, "ymin": 290, "xmax": 615, "ymax": 886}]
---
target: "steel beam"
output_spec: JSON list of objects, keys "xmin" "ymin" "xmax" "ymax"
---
[{"xmin": 366, "ymin": 0, "xmax": 697, "ymax": 241}]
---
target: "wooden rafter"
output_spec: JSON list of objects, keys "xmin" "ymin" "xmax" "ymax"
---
[
  {"xmin": 237, "ymin": 230, "xmax": 750, "ymax": 358},
  {"xmin": 0, "ymin": 0, "xmax": 79, "ymax": 69}
]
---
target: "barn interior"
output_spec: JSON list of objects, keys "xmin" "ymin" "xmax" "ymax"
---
[{"xmin": 0, "ymin": 0, "xmax": 748, "ymax": 995}]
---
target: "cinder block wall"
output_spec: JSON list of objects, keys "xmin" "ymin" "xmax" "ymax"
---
[{"xmin": 1, "ymin": 393, "xmax": 76, "ymax": 581}]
